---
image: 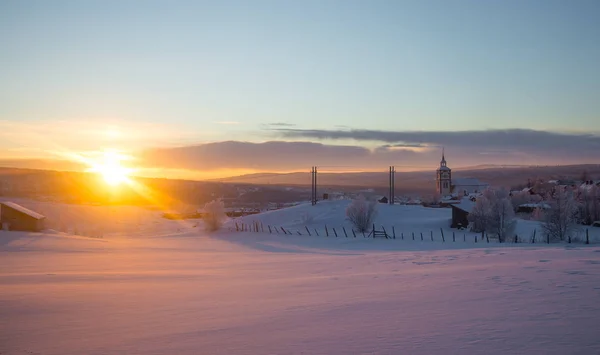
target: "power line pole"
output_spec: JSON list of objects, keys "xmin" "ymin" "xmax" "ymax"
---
[
  {"xmin": 311, "ymin": 166, "xmax": 318, "ymax": 205},
  {"xmin": 389, "ymin": 166, "xmax": 395, "ymax": 205}
]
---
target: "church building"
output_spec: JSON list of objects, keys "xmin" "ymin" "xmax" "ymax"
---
[
  {"xmin": 436, "ymin": 151, "xmax": 489, "ymax": 197},
  {"xmin": 436, "ymin": 151, "xmax": 452, "ymax": 196}
]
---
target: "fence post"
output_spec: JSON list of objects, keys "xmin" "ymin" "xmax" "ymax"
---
[
  {"xmin": 382, "ymin": 226, "xmax": 388, "ymax": 239},
  {"xmin": 586, "ymin": 229, "xmax": 590, "ymax": 245},
  {"xmin": 547, "ymin": 233, "xmax": 550, "ymax": 244},
  {"xmin": 325, "ymin": 225, "xmax": 329, "ymax": 237},
  {"xmin": 486, "ymin": 232, "xmax": 489, "ymax": 243},
  {"xmin": 261, "ymin": 222, "xmax": 264, "ymax": 233},
  {"xmin": 475, "ymin": 234, "xmax": 477, "ymax": 243},
  {"xmin": 430, "ymin": 230, "xmax": 433, "ymax": 241},
  {"xmin": 440, "ymin": 228, "xmax": 445, "ymax": 242},
  {"xmin": 568, "ymin": 235, "xmax": 571, "ymax": 244},
  {"xmin": 412, "ymin": 232, "xmax": 415, "ymax": 240},
  {"xmin": 421, "ymin": 232, "xmax": 424, "ymax": 241},
  {"xmin": 453, "ymin": 232, "xmax": 455, "ymax": 242},
  {"xmin": 343, "ymin": 227, "xmax": 348, "ymax": 238},
  {"xmin": 268, "ymin": 225, "xmax": 272, "ymax": 234},
  {"xmin": 297, "ymin": 231, "xmax": 302, "ymax": 236},
  {"xmin": 362, "ymin": 231, "xmax": 366, "ymax": 238},
  {"xmin": 463, "ymin": 234, "xmax": 466, "ymax": 242},
  {"xmin": 401, "ymin": 232, "xmax": 404, "ymax": 240},
  {"xmin": 352, "ymin": 229, "xmax": 357, "ymax": 238},
  {"xmin": 333, "ymin": 228, "xmax": 338, "ymax": 237},
  {"xmin": 392, "ymin": 226, "xmax": 396, "ymax": 239},
  {"xmin": 315, "ymin": 228, "xmax": 320, "ymax": 237},
  {"xmin": 532, "ymin": 229, "xmax": 536, "ymax": 243},
  {"xmin": 306, "ymin": 226, "xmax": 312, "ymax": 236},
  {"xmin": 275, "ymin": 226, "xmax": 280, "ymax": 234},
  {"xmin": 236, "ymin": 222, "xmax": 239, "ymax": 232},
  {"xmin": 514, "ymin": 234, "xmax": 518, "ymax": 243}
]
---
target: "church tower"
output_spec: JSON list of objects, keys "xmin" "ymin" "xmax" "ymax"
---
[{"xmin": 436, "ymin": 149, "xmax": 451, "ymax": 196}]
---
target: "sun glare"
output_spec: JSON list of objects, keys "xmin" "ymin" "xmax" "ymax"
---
[{"xmin": 91, "ymin": 150, "xmax": 132, "ymax": 186}]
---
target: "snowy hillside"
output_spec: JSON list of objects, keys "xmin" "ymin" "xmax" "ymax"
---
[
  {"xmin": 2, "ymin": 230, "xmax": 600, "ymax": 355},
  {"xmin": 230, "ymin": 200, "xmax": 600, "ymax": 243}
]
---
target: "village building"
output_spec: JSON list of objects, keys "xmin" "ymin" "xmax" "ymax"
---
[
  {"xmin": 435, "ymin": 152, "xmax": 488, "ymax": 197},
  {"xmin": 450, "ymin": 199, "xmax": 475, "ymax": 229},
  {"xmin": 0, "ymin": 201, "xmax": 46, "ymax": 232}
]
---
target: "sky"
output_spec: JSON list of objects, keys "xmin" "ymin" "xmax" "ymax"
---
[{"xmin": 1, "ymin": 0, "xmax": 599, "ymax": 179}]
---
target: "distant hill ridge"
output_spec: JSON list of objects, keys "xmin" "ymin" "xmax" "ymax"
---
[{"xmin": 210, "ymin": 164, "xmax": 600, "ymax": 190}]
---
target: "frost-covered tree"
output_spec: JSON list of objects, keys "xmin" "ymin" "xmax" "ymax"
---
[
  {"xmin": 469, "ymin": 188, "xmax": 517, "ymax": 242},
  {"xmin": 542, "ymin": 188, "xmax": 579, "ymax": 241},
  {"xmin": 578, "ymin": 185, "xmax": 600, "ymax": 225},
  {"xmin": 510, "ymin": 191, "xmax": 543, "ymax": 213},
  {"xmin": 490, "ymin": 194, "xmax": 517, "ymax": 242},
  {"xmin": 346, "ymin": 195, "xmax": 378, "ymax": 233},
  {"xmin": 468, "ymin": 194, "xmax": 493, "ymax": 233},
  {"xmin": 203, "ymin": 199, "xmax": 227, "ymax": 232}
]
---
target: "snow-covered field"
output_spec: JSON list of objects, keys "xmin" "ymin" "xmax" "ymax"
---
[
  {"xmin": 232, "ymin": 200, "xmax": 600, "ymax": 244},
  {"xmin": 2, "ymin": 230, "xmax": 600, "ymax": 354},
  {"xmin": 2, "ymin": 199, "xmax": 600, "ymax": 354}
]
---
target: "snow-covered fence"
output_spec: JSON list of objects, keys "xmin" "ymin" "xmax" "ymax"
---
[{"xmin": 231, "ymin": 220, "xmax": 599, "ymax": 246}]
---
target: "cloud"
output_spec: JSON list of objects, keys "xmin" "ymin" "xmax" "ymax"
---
[
  {"xmin": 138, "ymin": 141, "xmax": 385, "ymax": 171},
  {"xmin": 3, "ymin": 120, "xmax": 599, "ymax": 179},
  {"xmin": 261, "ymin": 122, "xmax": 297, "ymax": 128},
  {"xmin": 133, "ymin": 127, "xmax": 600, "ymax": 175},
  {"xmin": 269, "ymin": 128, "xmax": 600, "ymax": 160},
  {"xmin": 380, "ymin": 143, "xmax": 429, "ymax": 148},
  {"xmin": 137, "ymin": 140, "xmax": 452, "ymax": 173},
  {"xmin": 134, "ymin": 135, "xmax": 595, "ymax": 176}
]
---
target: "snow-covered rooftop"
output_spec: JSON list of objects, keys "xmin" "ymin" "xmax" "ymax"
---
[
  {"xmin": 1, "ymin": 201, "xmax": 45, "ymax": 220},
  {"xmin": 451, "ymin": 199, "xmax": 476, "ymax": 213}
]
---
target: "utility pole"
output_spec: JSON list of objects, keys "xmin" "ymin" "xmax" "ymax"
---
[
  {"xmin": 389, "ymin": 166, "xmax": 395, "ymax": 205},
  {"xmin": 311, "ymin": 166, "xmax": 318, "ymax": 205}
]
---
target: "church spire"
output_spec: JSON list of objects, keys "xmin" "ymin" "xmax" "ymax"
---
[{"xmin": 440, "ymin": 147, "xmax": 446, "ymax": 167}]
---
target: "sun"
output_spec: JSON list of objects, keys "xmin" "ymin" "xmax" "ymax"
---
[{"xmin": 91, "ymin": 151, "xmax": 132, "ymax": 186}]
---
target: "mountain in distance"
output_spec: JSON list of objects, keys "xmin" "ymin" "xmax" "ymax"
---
[{"xmin": 211, "ymin": 164, "xmax": 600, "ymax": 192}]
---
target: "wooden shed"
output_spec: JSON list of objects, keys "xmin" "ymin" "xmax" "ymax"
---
[
  {"xmin": 0, "ymin": 201, "xmax": 46, "ymax": 232},
  {"xmin": 450, "ymin": 200, "xmax": 475, "ymax": 229}
]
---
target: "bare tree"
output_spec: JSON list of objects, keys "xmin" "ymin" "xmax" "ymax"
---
[
  {"xmin": 469, "ymin": 188, "xmax": 517, "ymax": 242},
  {"xmin": 578, "ymin": 184, "xmax": 600, "ymax": 225},
  {"xmin": 542, "ymin": 188, "xmax": 579, "ymax": 241},
  {"xmin": 346, "ymin": 195, "xmax": 378, "ymax": 233},
  {"xmin": 203, "ymin": 199, "xmax": 227, "ymax": 232}
]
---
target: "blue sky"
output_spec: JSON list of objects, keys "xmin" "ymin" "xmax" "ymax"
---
[{"xmin": 0, "ymin": 0, "xmax": 599, "ymax": 177}]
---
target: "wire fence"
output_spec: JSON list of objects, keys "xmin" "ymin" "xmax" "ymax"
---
[{"xmin": 230, "ymin": 221, "xmax": 597, "ymax": 246}]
